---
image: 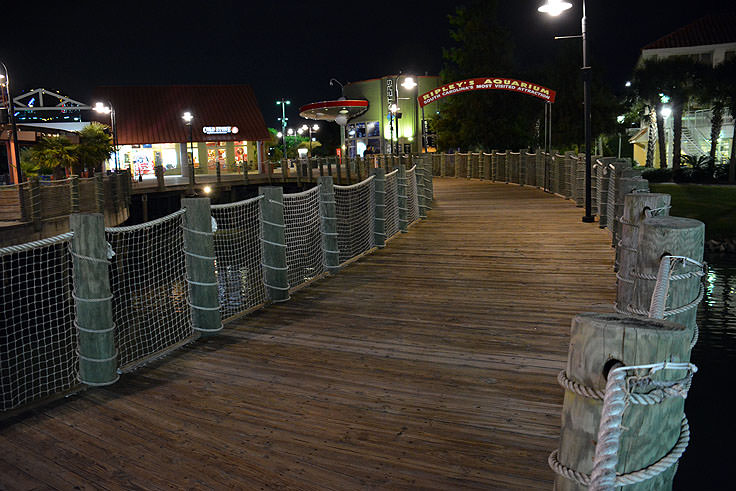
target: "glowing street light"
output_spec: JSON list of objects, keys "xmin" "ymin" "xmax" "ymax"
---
[
  {"xmin": 539, "ymin": 0, "xmax": 595, "ymax": 223},
  {"xmin": 537, "ymin": 0, "xmax": 572, "ymax": 16},
  {"xmin": 94, "ymin": 102, "xmax": 119, "ymax": 171},
  {"xmin": 299, "ymin": 123, "xmax": 320, "ymax": 157}
]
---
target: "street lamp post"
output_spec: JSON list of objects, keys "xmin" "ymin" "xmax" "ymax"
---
[
  {"xmin": 538, "ymin": 0, "xmax": 595, "ymax": 222},
  {"xmin": 299, "ymin": 123, "xmax": 319, "ymax": 157},
  {"xmin": 1, "ymin": 62, "xmax": 22, "ymax": 183},
  {"xmin": 182, "ymin": 111, "xmax": 195, "ymax": 192},
  {"xmin": 94, "ymin": 102, "xmax": 119, "ymax": 172},
  {"xmin": 276, "ymin": 99, "xmax": 290, "ymax": 162}
]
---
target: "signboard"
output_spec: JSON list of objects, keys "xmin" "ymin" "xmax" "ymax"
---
[
  {"xmin": 418, "ymin": 78, "xmax": 556, "ymax": 107},
  {"xmin": 202, "ymin": 125, "xmax": 239, "ymax": 135}
]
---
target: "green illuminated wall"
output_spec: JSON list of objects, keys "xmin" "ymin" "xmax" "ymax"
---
[{"xmin": 344, "ymin": 75, "xmax": 441, "ymax": 154}]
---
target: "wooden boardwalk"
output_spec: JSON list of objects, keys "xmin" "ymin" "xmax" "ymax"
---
[{"xmin": 0, "ymin": 179, "xmax": 617, "ymax": 490}]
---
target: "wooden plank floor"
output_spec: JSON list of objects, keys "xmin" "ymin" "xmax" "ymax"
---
[{"xmin": 0, "ymin": 178, "xmax": 617, "ymax": 490}]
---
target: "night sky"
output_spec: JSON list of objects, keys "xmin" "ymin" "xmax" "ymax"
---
[{"xmin": 2, "ymin": 0, "xmax": 730, "ymax": 129}]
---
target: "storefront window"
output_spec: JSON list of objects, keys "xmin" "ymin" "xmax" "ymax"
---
[{"xmin": 367, "ymin": 121, "xmax": 380, "ymax": 137}]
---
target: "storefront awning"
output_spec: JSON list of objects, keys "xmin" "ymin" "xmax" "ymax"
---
[{"xmin": 93, "ymin": 85, "xmax": 270, "ymax": 145}]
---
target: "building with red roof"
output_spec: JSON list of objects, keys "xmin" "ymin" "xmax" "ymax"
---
[{"xmin": 93, "ymin": 85, "xmax": 270, "ymax": 178}]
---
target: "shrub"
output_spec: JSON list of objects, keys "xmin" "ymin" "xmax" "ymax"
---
[{"xmin": 642, "ymin": 167, "xmax": 672, "ymax": 182}]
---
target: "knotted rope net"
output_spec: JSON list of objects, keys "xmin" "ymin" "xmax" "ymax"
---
[
  {"xmin": 283, "ymin": 186, "xmax": 324, "ymax": 289},
  {"xmin": 0, "ymin": 233, "xmax": 78, "ymax": 411},
  {"xmin": 211, "ymin": 196, "xmax": 266, "ymax": 320},
  {"xmin": 335, "ymin": 176, "xmax": 375, "ymax": 264},
  {"xmin": 106, "ymin": 210, "xmax": 193, "ymax": 370},
  {"xmin": 405, "ymin": 166, "xmax": 420, "ymax": 225},
  {"xmin": 384, "ymin": 169, "xmax": 400, "ymax": 240}
]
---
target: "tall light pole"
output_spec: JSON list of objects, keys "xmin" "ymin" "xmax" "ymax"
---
[
  {"xmin": 538, "ymin": 0, "xmax": 594, "ymax": 222},
  {"xmin": 182, "ymin": 111, "xmax": 195, "ymax": 191},
  {"xmin": 276, "ymin": 99, "xmax": 290, "ymax": 161},
  {"xmin": 94, "ymin": 102, "xmax": 119, "ymax": 172},
  {"xmin": 1, "ymin": 62, "xmax": 22, "ymax": 183}
]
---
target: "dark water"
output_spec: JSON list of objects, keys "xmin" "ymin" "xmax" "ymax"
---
[{"xmin": 675, "ymin": 253, "xmax": 735, "ymax": 490}]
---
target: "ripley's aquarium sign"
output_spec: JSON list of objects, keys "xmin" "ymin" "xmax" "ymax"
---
[{"xmin": 418, "ymin": 78, "xmax": 556, "ymax": 107}]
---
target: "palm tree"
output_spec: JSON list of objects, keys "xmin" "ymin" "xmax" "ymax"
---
[
  {"xmin": 632, "ymin": 60, "xmax": 669, "ymax": 168},
  {"xmin": 632, "ymin": 57, "xmax": 704, "ymax": 171},
  {"xmin": 716, "ymin": 58, "xmax": 736, "ymax": 183},
  {"xmin": 78, "ymin": 122, "xmax": 113, "ymax": 175},
  {"xmin": 25, "ymin": 136, "xmax": 78, "ymax": 179}
]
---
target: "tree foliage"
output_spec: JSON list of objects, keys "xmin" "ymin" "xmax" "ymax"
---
[
  {"xmin": 24, "ymin": 135, "xmax": 78, "ymax": 178},
  {"xmin": 437, "ymin": 0, "xmax": 538, "ymax": 151},
  {"xmin": 78, "ymin": 122, "xmax": 113, "ymax": 173},
  {"xmin": 436, "ymin": 0, "xmax": 619, "ymax": 153}
]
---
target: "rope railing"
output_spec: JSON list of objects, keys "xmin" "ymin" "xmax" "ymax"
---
[{"xmin": 1, "ymin": 164, "xmax": 432, "ymax": 413}]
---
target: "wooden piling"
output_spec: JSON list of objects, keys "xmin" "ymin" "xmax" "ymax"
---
[
  {"xmin": 555, "ymin": 313, "xmax": 692, "ymax": 491},
  {"xmin": 373, "ymin": 168, "xmax": 386, "ymax": 248},
  {"xmin": 631, "ymin": 216, "xmax": 705, "ymax": 336},
  {"xmin": 70, "ymin": 213, "xmax": 118, "ymax": 386},
  {"xmin": 615, "ymin": 193, "xmax": 671, "ymax": 313},
  {"xmin": 182, "ymin": 197, "xmax": 221, "ymax": 335},
  {"xmin": 318, "ymin": 176, "xmax": 340, "ymax": 274},
  {"xmin": 612, "ymin": 175, "xmax": 649, "ymax": 247},
  {"xmin": 259, "ymin": 186, "xmax": 290, "ymax": 302}
]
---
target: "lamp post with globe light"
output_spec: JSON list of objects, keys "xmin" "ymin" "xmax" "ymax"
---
[
  {"xmin": 299, "ymin": 123, "xmax": 319, "ymax": 158},
  {"xmin": 538, "ymin": 0, "xmax": 595, "ymax": 222}
]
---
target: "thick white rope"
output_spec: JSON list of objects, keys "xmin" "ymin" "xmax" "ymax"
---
[
  {"xmin": 553, "ymin": 362, "xmax": 697, "ymax": 489},
  {"xmin": 590, "ymin": 364, "xmax": 627, "ymax": 489}
]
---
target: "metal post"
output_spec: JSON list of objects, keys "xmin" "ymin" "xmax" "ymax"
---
[
  {"xmin": 581, "ymin": 0, "xmax": 594, "ymax": 223},
  {"xmin": 1, "ymin": 62, "xmax": 22, "ymax": 183},
  {"xmin": 189, "ymin": 123, "xmax": 195, "ymax": 192},
  {"xmin": 110, "ymin": 105, "xmax": 119, "ymax": 172}
]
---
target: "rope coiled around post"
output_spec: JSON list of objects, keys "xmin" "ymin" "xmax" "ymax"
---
[{"xmin": 551, "ymin": 362, "xmax": 697, "ymax": 489}]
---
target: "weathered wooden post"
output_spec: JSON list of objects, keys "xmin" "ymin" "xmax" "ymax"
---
[
  {"xmin": 355, "ymin": 156, "xmax": 363, "ymax": 182},
  {"xmin": 319, "ymin": 157, "xmax": 325, "ymax": 177},
  {"xmin": 612, "ymin": 174, "xmax": 650, "ymax": 248},
  {"xmin": 318, "ymin": 176, "xmax": 340, "ymax": 274},
  {"xmin": 336, "ymin": 156, "xmax": 343, "ymax": 184},
  {"xmin": 94, "ymin": 174, "xmax": 105, "ymax": 213},
  {"xmin": 416, "ymin": 160, "xmax": 427, "ymax": 219},
  {"xmin": 28, "ymin": 178, "xmax": 42, "ymax": 231},
  {"xmin": 440, "ymin": 152, "xmax": 447, "ymax": 177},
  {"xmin": 615, "ymin": 193, "xmax": 671, "ymax": 312},
  {"xmin": 259, "ymin": 186, "xmax": 290, "ymax": 302},
  {"xmin": 70, "ymin": 213, "xmax": 118, "ymax": 386},
  {"xmin": 155, "ymin": 164, "xmax": 165, "ymax": 190},
  {"xmin": 70, "ymin": 175, "xmax": 80, "ymax": 213},
  {"xmin": 372, "ymin": 168, "xmax": 387, "ymax": 248},
  {"xmin": 553, "ymin": 313, "xmax": 692, "ymax": 490},
  {"xmin": 423, "ymin": 157, "xmax": 433, "ymax": 204},
  {"xmin": 397, "ymin": 165, "xmax": 409, "ymax": 233},
  {"xmin": 630, "ymin": 216, "xmax": 704, "ymax": 340},
  {"xmin": 182, "ymin": 197, "xmax": 221, "ymax": 335}
]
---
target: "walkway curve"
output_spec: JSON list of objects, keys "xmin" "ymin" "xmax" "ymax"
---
[{"xmin": 0, "ymin": 178, "xmax": 616, "ymax": 490}]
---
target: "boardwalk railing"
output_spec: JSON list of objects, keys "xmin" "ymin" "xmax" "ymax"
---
[
  {"xmin": 0, "ymin": 164, "xmax": 431, "ymax": 414},
  {"xmin": 430, "ymin": 148, "xmax": 704, "ymax": 490}
]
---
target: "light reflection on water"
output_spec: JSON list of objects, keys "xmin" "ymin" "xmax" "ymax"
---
[{"xmin": 676, "ymin": 253, "xmax": 735, "ymax": 490}]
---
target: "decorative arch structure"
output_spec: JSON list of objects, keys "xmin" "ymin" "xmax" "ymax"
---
[{"xmin": 418, "ymin": 77, "xmax": 556, "ymax": 107}]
